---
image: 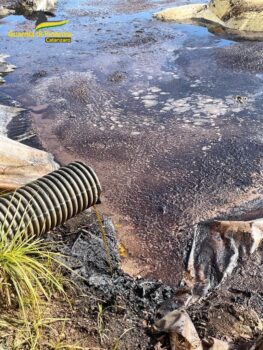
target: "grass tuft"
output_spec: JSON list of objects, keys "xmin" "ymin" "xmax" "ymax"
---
[
  {"xmin": 0, "ymin": 192, "xmax": 70, "ymax": 319},
  {"xmin": 0, "ymin": 224, "xmax": 66, "ymax": 314}
]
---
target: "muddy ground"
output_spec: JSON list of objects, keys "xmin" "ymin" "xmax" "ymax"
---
[
  {"xmin": 1, "ymin": 0, "xmax": 263, "ymax": 286},
  {"xmin": 0, "ymin": 0, "xmax": 263, "ymax": 348}
]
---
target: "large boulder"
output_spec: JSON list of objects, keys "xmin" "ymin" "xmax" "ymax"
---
[
  {"xmin": 0, "ymin": 6, "xmax": 15, "ymax": 18},
  {"xmin": 0, "ymin": 135, "xmax": 58, "ymax": 190},
  {"xmin": 0, "ymin": 0, "xmax": 56, "ymax": 18},
  {"xmin": 16, "ymin": 0, "xmax": 56, "ymax": 12},
  {"xmin": 154, "ymin": 0, "xmax": 263, "ymax": 34}
]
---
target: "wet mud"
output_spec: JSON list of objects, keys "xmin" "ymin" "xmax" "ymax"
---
[{"xmin": 0, "ymin": 0, "xmax": 263, "ymax": 288}]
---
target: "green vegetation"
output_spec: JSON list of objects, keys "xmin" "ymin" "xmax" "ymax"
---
[
  {"xmin": 0, "ymin": 226, "xmax": 65, "ymax": 313},
  {"xmin": 96, "ymin": 303, "xmax": 109, "ymax": 345},
  {"xmin": 0, "ymin": 201, "xmax": 71, "ymax": 349},
  {"xmin": 0, "ymin": 201, "xmax": 130, "ymax": 349}
]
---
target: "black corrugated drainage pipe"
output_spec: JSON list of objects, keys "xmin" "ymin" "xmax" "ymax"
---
[{"xmin": 0, "ymin": 161, "xmax": 101, "ymax": 237}]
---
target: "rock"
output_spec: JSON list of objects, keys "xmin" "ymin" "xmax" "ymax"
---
[
  {"xmin": 0, "ymin": 105, "xmax": 25, "ymax": 135},
  {"xmin": 0, "ymin": 6, "xmax": 15, "ymax": 18},
  {"xmin": 0, "ymin": 0, "xmax": 16, "ymax": 11},
  {"xmin": 154, "ymin": 0, "xmax": 263, "ymax": 37},
  {"xmin": 17, "ymin": 0, "xmax": 56, "ymax": 12},
  {"xmin": 0, "ymin": 55, "xmax": 15, "ymax": 83},
  {"xmin": 0, "ymin": 135, "xmax": 58, "ymax": 190},
  {"xmin": 154, "ymin": 4, "xmax": 223, "ymax": 25},
  {"xmin": 0, "ymin": 0, "xmax": 57, "ymax": 17},
  {"xmin": 154, "ymin": 309, "xmax": 203, "ymax": 350},
  {"xmin": 156, "ymin": 291, "xmax": 262, "ymax": 348}
]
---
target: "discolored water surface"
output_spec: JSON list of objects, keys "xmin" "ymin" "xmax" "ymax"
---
[{"xmin": 1, "ymin": 0, "xmax": 263, "ymax": 285}]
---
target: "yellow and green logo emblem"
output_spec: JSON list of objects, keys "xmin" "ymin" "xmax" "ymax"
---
[
  {"xmin": 35, "ymin": 19, "xmax": 68, "ymax": 31},
  {"xmin": 35, "ymin": 11, "xmax": 68, "ymax": 31}
]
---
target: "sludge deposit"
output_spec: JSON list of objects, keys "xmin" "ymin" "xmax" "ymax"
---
[{"xmin": 0, "ymin": 0, "xmax": 263, "ymax": 349}]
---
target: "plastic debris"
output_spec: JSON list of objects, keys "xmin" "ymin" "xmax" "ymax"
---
[
  {"xmin": 184, "ymin": 219, "xmax": 263, "ymax": 296},
  {"xmin": 154, "ymin": 309, "xmax": 203, "ymax": 350}
]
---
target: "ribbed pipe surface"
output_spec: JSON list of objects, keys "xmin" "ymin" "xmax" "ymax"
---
[{"xmin": 0, "ymin": 162, "xmax": 101, "ymax": 237}]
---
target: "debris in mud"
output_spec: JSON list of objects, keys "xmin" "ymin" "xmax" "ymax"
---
[
  {"xmin": 180, "ymin": 217, "xmax": 263, "ymax": 349},
  {"xmin": 49, "ymin": 202, "xmax": 263, "ymax": 349},
  {"xmin": 154, "ymin": 309, "xmax": 203, "ymax": 350},
  {"xmin": 151, "ymin": 203, "xmax": 263, "ymax": 349},
  {"xmin": 188, "ymin": 289, "xmax": 263, "ymax": 348},
  {"xmin": 43, "ymin": 211, "xmax": 178, "ymax": 348},
  {"xmin": 154, "ymin": 0, "xmax": 263, "ymax": 40},
  {"xmin": 0, "ymin": 104, "xmax": 24, "ymax": 135},
  {"xmin": 1, "ymin": 0, "xmax": 263, "ymax": 347},
  {"xmin": 184, "ymin": 219, "xmax": 263, "ymax": 296},
  {"xmin": 235, "ymin": 95, "xmax": 247, "ymax": 104},
  {"xmin": 155, "ymin": 293, "xmax": 263, "ymax": 349},
  {"xmin": 56, "ymin": 213, "xmax": 175, "ymax": 313},
  {"xmin": 31, "ymin": 70, "xmax": 48, "ymax": 83},
  {"xmin": 123, "ymin": 32, "xmax": 158, "ymax": 47},
  {"xmin": 0, "ymin": 55, "xmax": 15, "ymax": 84},
  {"xmin": 0, "ymin": 56, "xmax": 27, "ymax": 138},
  {"xmin": 107, "ymin": 71, "xmax": 126, "ymax": 83}
]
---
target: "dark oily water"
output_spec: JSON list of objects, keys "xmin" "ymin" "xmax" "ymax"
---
[{"xmin": 0, "ymin": 0, "xmax": 263, "ymax": 286}]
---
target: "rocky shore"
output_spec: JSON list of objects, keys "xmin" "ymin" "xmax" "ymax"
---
[{"xmin": 154, "ymin": 0, "xmax": 263, "ymax": 40}]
